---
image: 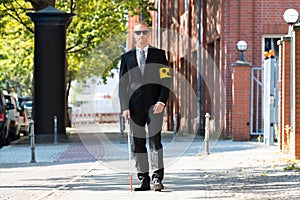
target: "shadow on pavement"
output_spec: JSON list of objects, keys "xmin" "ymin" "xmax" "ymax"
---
[{"xmin": 51, "ymin": 166, "xmax": 300, "ymax": 199}]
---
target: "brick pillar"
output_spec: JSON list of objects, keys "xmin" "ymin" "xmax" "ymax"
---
[
  {"xmin": 231, "ymin": 61, "xmax": 252, "ymax": 141},
  {"xmin": 278, "ymin": 43, "xmax": 283, "ymax": 150},
  {"xmin": 292, "ymin": 25, "xmax": 300, "ymax": 159},
  {"xmin": 279, "ymin": 36, "xmax": 291, "ymax": 154}
]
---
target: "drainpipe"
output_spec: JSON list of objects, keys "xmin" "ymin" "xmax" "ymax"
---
[
  {"xmin": 157, "ymin": 0, "xmax": 161, "ymax": 48},
  {"xmin": 196, "ymin": 0, "xmax": 202, "ymax": 136}
]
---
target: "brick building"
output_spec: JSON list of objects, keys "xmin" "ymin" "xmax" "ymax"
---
[
  {"xmin": 278, "ymin": 24, "xmax": 300, "ymax": 159},
  {"xmin": 127, "ymin": 1, "xmax": 300, "ymax": 142}
]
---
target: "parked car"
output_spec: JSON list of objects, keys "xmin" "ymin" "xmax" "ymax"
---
[
  {"xmin": 18, "ymin": 107, "xmax": 30, "ymax": 136},
  {"xmin": 23, "ymin": 101, "xmax": 33, "ymax": 120},
  {"xmin": 0, "ymin": 92, "xmax": 14, "ymax": 148},
  {"xmin": 18, "ymin": 97, "xmax": 32, "ymax": 136},
  {"xmin": 4, "ymin": 94, "xmax": 21, "ymax": 141}
]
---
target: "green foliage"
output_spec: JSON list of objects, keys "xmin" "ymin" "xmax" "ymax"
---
[
  {"xmin": 283, "ymin": 162, "xmax": 300, "ymax": 172},
  {"xmin": 0, "ymin": 0, "xmax": 156, "ymax": 96},
  {"xmin": 65, "ymin": 0, "xmax": 128, "ymax": 85},
  {"xmin": 0, "ymin": 1, "xmax": 34, "ymax": 95}
]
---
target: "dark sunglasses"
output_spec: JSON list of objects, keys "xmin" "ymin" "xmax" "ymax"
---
[{"xmin": 134, "ymin": 30, "xmax": 149, "ymax": 35}]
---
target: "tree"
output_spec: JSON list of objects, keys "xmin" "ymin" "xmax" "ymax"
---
[
  {"xmin": 0, "ymin": 0, "xmax": 34, "ymax": 95},
  {"xmin": 0, "ymin": 0, "xmax": 155, "ymax": 97}
]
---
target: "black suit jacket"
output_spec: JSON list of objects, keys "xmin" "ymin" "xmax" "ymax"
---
[{"xmin": 119, "ymin": 46, "xmax": 171, "ymax": 113}]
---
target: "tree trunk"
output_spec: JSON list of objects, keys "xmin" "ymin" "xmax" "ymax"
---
[{"xmin": 66, "ymin": 79, "xmax": 72, "ymax": 127}]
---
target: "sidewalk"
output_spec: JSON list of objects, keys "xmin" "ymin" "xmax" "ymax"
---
[{"xmin": 0, "ymin": 124, "xmax": 300, "ymax": 200}]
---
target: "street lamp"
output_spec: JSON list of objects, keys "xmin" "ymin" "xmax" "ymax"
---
[
  {"xmin": 283, "ymin": 8, "xmax": 299, "ymax": 25},
  {"xmin": 283, "ymin": 8, "xmax": 299, "ymax": 133},
  {"xmin": 236, "ymin": 40, "xmax": 248, "ymax": 61}
]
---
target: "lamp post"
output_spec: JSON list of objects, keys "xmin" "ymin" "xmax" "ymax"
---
[
  {"xmin": 231, "ymin": 40, "xmax": 251, "ymax": 141},
  {"xmin": 283, "ymin": 8, "xmax": 299, "ymax": 133},
  {"xmin": 236, "ymin": 40, "xmax": 248, "ymax": 61}
]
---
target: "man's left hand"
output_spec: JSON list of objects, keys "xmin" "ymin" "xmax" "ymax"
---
[{"xmin": 153, "ymin": 102, "xmax": 165, "ymax": 114}]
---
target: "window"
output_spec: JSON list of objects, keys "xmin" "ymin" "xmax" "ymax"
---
[{"xmin": 263, "ymin": 36, "xmax": 281, "ymax": 59}]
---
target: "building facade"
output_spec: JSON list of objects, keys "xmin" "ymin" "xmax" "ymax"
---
[{"xmin": 127, "ymin": 1, "xmax": 300, "ymax": 140}]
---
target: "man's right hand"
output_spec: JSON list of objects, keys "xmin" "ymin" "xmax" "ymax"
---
[{"xmin": 123, "ymin": 109, "xmax": 131, "ymax": 120}]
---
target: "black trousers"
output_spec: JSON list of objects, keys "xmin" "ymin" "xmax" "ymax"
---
[{"xmin": 130, "ymin": 106, "xmax": 164, "ymax": 182}]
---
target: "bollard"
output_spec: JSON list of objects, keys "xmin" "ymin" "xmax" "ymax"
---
[
  {"xmin": 54, "ymin": 115, "xmax": 58, "ymax": 144},
  {"xmin": 204, "ymin": 113, "xmax": 210, "ymax": 155},
  {"xmin": 120, "ymin": 114, "xmax": 125, "ymax": 144},
  {"xmin": 30, "ymin": 119, "xmax": 36, "ymax": 163},
  {"xmin": 173, "ymin": 114, "xmax": 178, "ymax": 141}
]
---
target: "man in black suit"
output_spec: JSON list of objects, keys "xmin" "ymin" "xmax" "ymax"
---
[{"xmin": 119, "ymin": 22, "xmax": 171, "ymax": 191}]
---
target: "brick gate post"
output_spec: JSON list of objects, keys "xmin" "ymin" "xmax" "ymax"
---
[
  {"xmin": 292, "ymin": 24, "xmax": 300, "ymax": 159},
  {"xmin": 231, "ymin": 61, "xmax": 252, "ymax": 141},
  {"xmin": 278, "ymin": 36, "xmax": 291, "ymax": 154}
]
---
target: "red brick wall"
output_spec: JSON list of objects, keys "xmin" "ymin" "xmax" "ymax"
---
[
  {"xmin": 222, "ymin": 0, "xmax": 300, "ymax": 87},
  {"xmin": 292, "ymin": 25, "xmax": 300, "ymax": 159},
  {"xmin": 221, "ymin": 0, "xmax": 300, "ymax": 140},
  {"xmin": 127, "ymin": 0, "xmax": 300, "ymax": 144}
]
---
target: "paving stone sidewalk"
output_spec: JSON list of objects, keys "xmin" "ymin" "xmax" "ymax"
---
[{"xmin": 0, "ymin": 124, "xmax": 300, "ymax": 200}]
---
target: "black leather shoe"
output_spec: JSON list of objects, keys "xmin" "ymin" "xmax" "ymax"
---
[
  {"xmin": 134, "ymin": 182, "xmax": 151, "ymax": 191},
  {"xmin": 153, "ymin": 179, "xmax": 164, "ymax": 191}
]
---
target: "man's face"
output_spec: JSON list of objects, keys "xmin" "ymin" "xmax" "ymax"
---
[{"xmin": 134, "ymin": 24, "xmax": 150, "ymax": 48}]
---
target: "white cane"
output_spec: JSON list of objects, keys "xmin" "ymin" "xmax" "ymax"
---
[{"xmin": 127, "ymin": 120, "xmax": 133, "ymax": 192}]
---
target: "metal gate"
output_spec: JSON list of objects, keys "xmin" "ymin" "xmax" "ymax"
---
[
  {"xmin": 250, "ymin": 67, "xmax": 263, "ymax": 136},
  {"xmin": 250, "ymin": 58, "xmax": 279, "ymax": 144},
  {"xmin": 262, "ymin": 58, "xmax": 279, "ymax": 145}
]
